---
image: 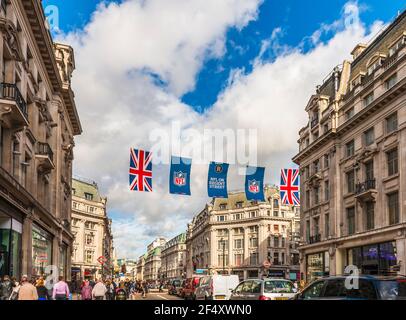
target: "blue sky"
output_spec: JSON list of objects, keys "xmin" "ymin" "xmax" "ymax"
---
[
  {"xmin": 44, "ymin": 0, "xmax": 405, "ymax": 111},
  {"xmin": 42, "ymin": 0, "xmax": 406, "ymax": 258}
]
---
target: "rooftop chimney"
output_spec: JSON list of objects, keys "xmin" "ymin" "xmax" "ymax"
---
[{"xmin": 351, "ymin": 43, "xmax": 367, "ymax": 60}]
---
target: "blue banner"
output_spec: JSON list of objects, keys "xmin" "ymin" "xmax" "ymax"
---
[
  {"xmin": 169, "ymin": 156, "xmax": 192, "ymax": 196},
  {"xmin": 245, "ymin": 166, "xmax": 265, "ymax": 201},
  {"xmin": 207, "ymin": 162, "xmax": 229, "ymax": 198}
]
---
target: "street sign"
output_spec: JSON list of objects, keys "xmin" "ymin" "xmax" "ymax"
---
[
  {"xmin": 97, "ymin": 256, "xmax": 107, "ymax": 265},
  {"xmin": 263, "ymin": 260, "xmax": 271, "ymax": 269}
]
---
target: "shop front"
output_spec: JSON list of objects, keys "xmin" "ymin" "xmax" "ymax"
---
[
  {"xmin": 32, "ymin": 224, "xmax": 53, "ymax": 277},
  {"xmin": 267, "ymin": 269, "xmax": 285, "ymax": 278},
  {"xmin": 306, "ymin": 251, "xmax": 330, "ymax": 282},
  {"xmin": 0, "ymin": 212, "xmax": 22, "ymax": 278},
  {"xmin": 347, "ymin": 241, "xmax": 397, "ymax": 275}
]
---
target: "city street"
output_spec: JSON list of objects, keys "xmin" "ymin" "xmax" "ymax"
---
[{"xmin": 131, "ymin": 291, "xmax": 183, "ymax": 301}]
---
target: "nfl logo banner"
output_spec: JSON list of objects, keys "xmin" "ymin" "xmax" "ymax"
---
[
  {"xmin": 245, "ymin": 166, "xmax": 265, "ymax": 201},
  {"xmin": 207, "ymin": 162, "xmax": 229, "ymax": 198},
  {"xmin": 129, "ymin": 149, "xmax": 152, "ymax": 192},
  {"xmin": 280, "ymin": 168, "xmax": 300, "ymax": 205},
  {"xmin": 169, "ymin": 156, "xmax": 192, "ymax": 196}
]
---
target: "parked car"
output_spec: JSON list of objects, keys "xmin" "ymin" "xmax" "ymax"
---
[
  {"xmin": 230, "ymin": 278, "xmax": 297, "ymax": 300},
  {"xmin": 168, "ymin": 279, "xmax": 182, "ymax": 295},
  {"xmin": 293, "ymin": 276, "xmax": 406, "ymax": 300},
  {"xmin": 182, "ymin": 276, "xmax": 203, "ymax": 300},
  {"xmin": 195, "ymin": 275, "xmax": 240, "ymax": 300}
]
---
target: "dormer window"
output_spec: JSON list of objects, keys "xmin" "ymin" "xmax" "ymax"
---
[
  {"xmin": 389, "ymin": 35, "xmax": 406, "ymax": 57},
  {"xmin": 367, "ymin": 59, "xmax": 381, "ymax": 75},
  {"xmin": 219, "ymin": 203, "xmax": 227, "ymax": 210}
]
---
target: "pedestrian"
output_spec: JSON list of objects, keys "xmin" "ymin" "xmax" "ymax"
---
[
  {"xmin": 18, "ymin": 275, "xmax": 38, "ymax": 300},
  {"xmin": 52, "ymin": 276, "xmax": 70, "ymax": 300},
  {"xmin": 0, "ymin": 275, "xmax": 13, "ymax": 300},
  {"xmin": 81, "ymin": 280, "xmax": 92, "ymax": 300},
  {"xmin": 92, "ymin": 278, "xmax": 107, "ymax": 300},
  {"xmin": 105, "ymin": 280, "xmax": 114, "ymax": 300},
  {"xmin": 141, "ymin": 281, "xmax": 148, "ymax": 299},
  {"xmin": 36, "ymin": 278, "xmax": 50, "ymax": 300}
]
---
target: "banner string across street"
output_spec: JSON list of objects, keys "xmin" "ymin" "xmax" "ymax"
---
[{"xmin": 129, "ymin": 148, "xmax": 300, "ymax": 205}]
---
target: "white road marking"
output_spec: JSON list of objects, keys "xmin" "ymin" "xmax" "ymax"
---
[{"xmin": 156, "ymin": 294, "xmax": 169, "ymax": 300}]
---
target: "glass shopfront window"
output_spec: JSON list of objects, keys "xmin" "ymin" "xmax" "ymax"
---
[
  {"xmin": 59, "ymin": 244, "xmax": 68, "ymax": 279},
  {"xmin": 0, "ymin": 214, "xmax": 22, "ymax": 278},
  {"xmin": 346, "ymin": 241, "xmax": 397, "ymax": 275},
  {"xmin": 306, "ymin": 252, "xmax": 329, "ymax": 282},
  {"xmin": 32, "ymin": 224, "xmax": 53, "ymax": 277}
]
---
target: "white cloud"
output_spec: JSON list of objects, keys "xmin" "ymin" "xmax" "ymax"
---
[{"xmin": 60, "ymin": 0, "xmax": 385, "ymax": 258}]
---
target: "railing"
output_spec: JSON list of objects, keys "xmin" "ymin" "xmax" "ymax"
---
[
  {"xmin": 1, "ymin": 83, "xmax": 28, "ymax": 119},
  {"xmin": 356, "ymin": 179, "xmax": 376, "ymax": 194},
  {"xmin": 309, "ymin": 234, "xmax": 321, "ymax": 244},
  {"xmin": 382, "ymin": 54, "xmax": 398, "ymax": 71},
  {"xmin": 37, "ymin": 142, "xmax": 54, "ymax": 163},
  {"xmin": 311, "ymin": 115, "xmax": 319, "ymax": 129}
]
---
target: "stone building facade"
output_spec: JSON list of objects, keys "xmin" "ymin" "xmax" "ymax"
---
[
  {"xmin": 0, "ymin": 0, "xmax": 81, "ymax": 280},
  {"xmin": 70, "ymin": 178, "xmax": 113, "ymax": 280},
  {"xmin": 160, "ymin": 233, "xmax": 187, "ymax": 280},
  {"xmin": 186, "ymin": 187, "xmax": 300, "ymax": 281},
  {"xmin": 293, "ymin": 11, "xmax": 406, "ymax": 282},
  {"xmin": 143, "ymin": 237, "xmax": 166, "ymax": 282}
]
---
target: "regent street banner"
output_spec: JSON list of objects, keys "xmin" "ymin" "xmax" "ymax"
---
[
  {"xmin": 207, "ymin": 162, "xmax": 229, "ymax": 198},
  {"xmin": 128, "ymin": 149, "xmax": 300, "ymax": 205},
  {"xmin": 169, "ymin": 156, "xmax": 192, "ymax": 196}
]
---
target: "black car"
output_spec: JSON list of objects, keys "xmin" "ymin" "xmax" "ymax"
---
[
  {"xmin": 168, "ymin": 279, "xmax": 182, "ymax": 295},
  {"xmin": 293, "ymin": 275, "xmax": 406, "ymax": 300}
]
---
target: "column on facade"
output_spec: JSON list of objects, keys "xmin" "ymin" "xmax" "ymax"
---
[
  {"xmin": 243, "ymin": 227, "xmax": 249, "ymax": 265},
  {"xmin": 258, "ymin": 223, "xmax": 267, "ymax": 265},
  {"xmin": 21, "ymin": 214, "xmax": 33, "ymax": 277},
  {"xmin": 228, "ymin": 228, "xmax": 233, "ymax": 272}
]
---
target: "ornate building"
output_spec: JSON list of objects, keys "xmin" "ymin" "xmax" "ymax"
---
[
  {"xmin": 160, "ymin": 233, "xmax": 187, "ymax": 280},
  {"xmin": 70, "ymin": 178, "xmax": 113, "ymax": 280},
  {"xmin": 293, "ymin": 11, "xmax": 406, "ymax": 282},
  {"xmin": 186, "ymin": 187, "xmax": 300, "ymax": 281},
  {"xmin": 143, "ymin": 237, "xmax": 166, "ymax": 282},
  {"xmin": 0, "ymin": 0, "xmax": 81, "ymax": 280}
]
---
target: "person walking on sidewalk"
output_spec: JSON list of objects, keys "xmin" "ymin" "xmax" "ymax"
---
[
  {"xmin": 52, "ymin": 276, "xmax": 70, "ymax": 300},
  {"xmin": 92, "ymin": 279, "xmax": 107, "ymax": 300},
  {"xmin": 0, "ymin": 275, "xmax": 13, "ymax": 300},
  {"xmin": 81, "ymin": 280, "xmax": 92, "ymax": 300},
  {"xmin": 36, "ymin": 278, "xmax": 50, "ymax": 300},
  {"xmin": 18, "ymin": 275, "xmax": 38, "ymax": 300}
]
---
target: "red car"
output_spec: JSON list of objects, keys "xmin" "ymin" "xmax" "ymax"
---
[{"xmin": 182, "ymin": 276, "xmax": 202, "ymax": 300}]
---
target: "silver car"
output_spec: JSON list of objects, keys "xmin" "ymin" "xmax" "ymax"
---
[{"xmin": 230, "ymin": 278, "xmax": 297, "ymax": 300}]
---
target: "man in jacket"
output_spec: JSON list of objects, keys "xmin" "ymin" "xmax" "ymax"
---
[
  {"xmin": 18, "ymin": 275, "xmax": 38, "ymax": 300},
  {"xmin": 92, "ymin": 278, "xmax": 107, "ymax": 300},
  {"xmin": 0, "ymin": 275, "xmax": 13, "ymax": 300}
]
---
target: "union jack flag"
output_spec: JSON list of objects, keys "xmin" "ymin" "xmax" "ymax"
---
[
  {"xmin": 129, "ymin": 149, "xmax": 152, "ymax": 192},
  {"xmin": 280, "ymin": 169, "xmax": 300, "ymax": 205}
]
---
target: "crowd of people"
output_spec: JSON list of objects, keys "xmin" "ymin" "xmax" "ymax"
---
[{"xmin": 0, "ymin": 274, "xmax": 165, "ymax": 300}]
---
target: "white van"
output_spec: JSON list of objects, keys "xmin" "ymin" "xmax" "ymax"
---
[{"xmin": 195, "ymin": 275, "xmax": 240, "ymax": 300}]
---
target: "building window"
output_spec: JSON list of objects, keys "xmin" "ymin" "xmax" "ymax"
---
[
  {"xmin": 324, "ymin": 154, "xmax": 329, "ymax": 169},
  {"xmin": 386, "ymin": 112, "xmax": 398, "ymax": 134},
  {"xmin": 346, "ymin": 140, "xmax": 355, "ymax": 157},
  {"xmin": 273, "ymin": 236, "xmax": 279, "ymax": 248},
  {"xmin": 363, "ymin": 92, "xmax": 374, "ymax": 107},
  {"xmin": 324, "ymin": 180, "xmax": 330, "ymax": 201},
  {"xmin": 219, "ymin": 203, "xmax": 227, "ymax": 210},
  {"xmin": 85, "ymin": 250, "xmax": 94, "ymax": 264},
  {"xmin": 306, "ymin": 220, "xmax": 310, "ymax": 243},
  {"xmin": 217, "ymin": 215, "xmax": 226, "ymax": 222},
  {"xmin": 325, "ymin": 213, "xmax": 330, "ymax": 238},
  {"xmin": 235, "ymin": 202, "xmax": 243, "ymax": 209},
  {"xmin": 347, "ymin": 207, "xmax": 356, "ymax": 235},
  {"xmin": 313, "ymin": 186, "xmax": 320, "ymax": 205},
  {"xmin": 217, "ymin": 239, "xmax": 228, "ymax": 250},
  {"xmin": 218, "ymin": 254, "xmax": 229, "ymax": 267},
  {"xmin": 273, "ymin": 211, "xmax": 279, "ymax": 217},
  {"xmin": 313, "ymin": 217, "xmax": 320, "ymax": 236},
  {"xmin": 365, "ymin": 160, "xmax": 374, "ymax": 181},
  {"xmin": 234, "ymin": 254, "xmax": 243, "ymax": 266},
  {"xmin": 233, "ymin": 228, "xmax": 244, "ymax": 235},
  {"xmin": 385, "ymin": 73, "xmax": 397, "ymax": 90},
  {"xmin": 346, "ymin": 170, "xmax": 355, "ymax": 194},
  {"xmin": 273, "ymin": 252, "xmax": 279, "ymax": 265},
  {"xmin": 85, "ymin": 234, "xmax": 94, "ymax": 245},
  {"xmin": 389, "ymin": 36, "xmax": 405, "ymax": 56},
  {"xmin": 346, "ymin": 107, "xmax": 354, "ymax": 120},
  {"xmin": 273, "ymin": 199, "xmax": 279, "ymax": 208},
  {"xmin": 387, "ymin": 148, "xmax": 398, "ymax": 176},
  {"xmin": 364, "ymin": 128, "xmax": 375, "ymax": 146},
  {"xmin": 249, "ymin": 238, "xmax": 258, "ymax": 248},
  {"xmin": 72, "ymin": 188, "xmax": 76, "ymax": 195},
  {"xmin": 305, "ymin": 190, "xmax": 310, "ymax": 209},
  {"xmin": 388, "ymin": 192, "xmax": 399, "ymax": 225},
  {"xmin": 250, "ymin": 252, "xmax": 259, "ymax": 265},
  {"xmin": 84, "ymin": 193, "xmax": 93, "ymax": 201},
  {"xmin": 234, "ymin": 213, "xmax": 243, "ymax": 220},
  {"xmin": 365, "ymin": 202, "xmax": 375, "ymax": 230},
  {"xmin": 234, "ymin": 239, "xmax": 243, "ymax": 249},
  {"xmin": 89, "ymin": 206, "xmax": 94, "ymax": 213},
  {"xmin": 250, "ymin": 211, "xmax": 257, "ymax": 218},
  {"xmin": 313, "ymin": 159, "xmax": 320, "ymax": 174},
  {"xmin": 273, "ymin": 225, "xmax": 279, "ymax": 233}
]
